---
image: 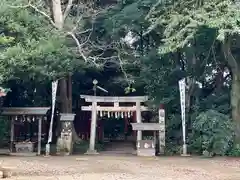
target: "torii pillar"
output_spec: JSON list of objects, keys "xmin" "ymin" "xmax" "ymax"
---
[
  {"xmin": 85, "ymin": 100, "xmax": 98, "ymax": 154},
  {"xmin": 136, "ymin": 102, "xmax": 142, "ymax": 141}
]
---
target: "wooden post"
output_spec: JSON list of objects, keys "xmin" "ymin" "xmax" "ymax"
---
[
  {"xmin": 124, "ymin": 116, "xmax": 128, "ymax": 140},
  {"xmin": 136, "ymin": 102, "xmax": 142, "ymax": 141},
  {"xmin": 10, "ymin": 116, "xmax": 15, "ymax": 153},
  {"xmin": 158, "ymin": 106, "xmax": 165, "ymax": 154},
  {"xmin": 37, "ymin": 117, "xmax": 42, "ymax": 155}
]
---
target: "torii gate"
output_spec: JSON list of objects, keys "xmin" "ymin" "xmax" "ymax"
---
[{"xmin": 80, "ymin": 95, "xmax": 148, "ymax": 154}]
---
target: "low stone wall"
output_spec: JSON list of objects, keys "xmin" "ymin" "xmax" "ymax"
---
[{"xmin": 15, "ymin": 142, "xmax": 34, "ymax": 153}]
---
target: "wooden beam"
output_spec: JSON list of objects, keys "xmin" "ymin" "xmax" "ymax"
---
[
  {"xmin": 131, "ymin": 123, "xmax": 165, "ymax": 131},
  {"xmin": 81, "ymin": 105, "xmax": 148, "ymax": 112},
  {"xmin": 1, "ymin": 107, "xmax": 50, "ymax": 116},
  {"xmin": 80, "ymin": 95, "xmax": 148, "ymax": 102}
]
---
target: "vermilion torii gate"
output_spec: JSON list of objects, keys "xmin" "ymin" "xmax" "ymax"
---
[{"xmin": 80, "ymin": 95, "xmax": 149, "ymax": 154}]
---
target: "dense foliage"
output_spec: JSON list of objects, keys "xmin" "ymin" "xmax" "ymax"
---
[
  {"xmin": 190, "ymin": 110, "xmax": 234, "ymax": 156},
  {"xmin": 0, "ymin": 0, "xmax": 76, "ymax": 81},
  {"xmin": 103, "ymin": 0, "xmax": 239, "ymax": 155}
]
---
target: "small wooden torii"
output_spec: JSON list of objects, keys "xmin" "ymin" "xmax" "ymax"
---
[{"xmin": 80, "ymin": 95, "xmax": 148, "ymax": 154}]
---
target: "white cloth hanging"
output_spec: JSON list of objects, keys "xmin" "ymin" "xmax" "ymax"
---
[{"xmin": 127, "ymin": 111, "xmax": 130, "ymax": 118}]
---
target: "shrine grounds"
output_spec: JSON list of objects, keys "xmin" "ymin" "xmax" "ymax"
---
[{"xmin": 1, "ymin": 155, "xmax": 240, "ymax": 180}]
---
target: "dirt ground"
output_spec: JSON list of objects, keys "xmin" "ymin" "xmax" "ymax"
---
[{"xmin": 1, "ymin": 155, "xmax": 240, "ymax": 180}]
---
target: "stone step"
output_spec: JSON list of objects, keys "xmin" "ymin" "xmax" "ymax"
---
[
  {"xmin": 0, "ymin": 149, "xmax": 9, "ymax": 155},
  {"xmin": 103, "ymin": 141, "xmax": 135, "ymax": 155}
]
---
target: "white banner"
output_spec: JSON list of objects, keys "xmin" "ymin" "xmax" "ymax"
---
[
  {"xmin": 48, "ymin": 80, "xmax": 58, "ymax": 143},
  {"xmin": 46, "ymin": 80, "xmax": 58, "ymax": 155},
  {"xmin": 179, "ymin": 78, "xmax": 187, "ymax": 154}
]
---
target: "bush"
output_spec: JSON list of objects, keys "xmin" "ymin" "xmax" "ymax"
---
[
  {"xmin": 165, "ymin": 114, "xmax": 183, "ymax": 154},
  {"xmin": 189, "ymin": 110, "xmax": 234, "ymax": 156},
  {"xmin": 228, "ymin": 144, "xmax": 240, "ymax": 156}
]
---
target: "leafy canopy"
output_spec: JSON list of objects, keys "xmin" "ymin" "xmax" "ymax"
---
[
  {"xmin": 147, "ymin": 0, "xmax": 240, "ymax": 54},
  {"xmin": 0, "ymin": 0, "xmax": 82, "ymax": 82}
]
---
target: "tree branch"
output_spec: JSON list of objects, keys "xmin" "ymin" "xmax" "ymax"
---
[
  {"xmin": 8, "ymin": 2, "xmax": 57, "ymax": 29},
  {"xmin": 67, "ymin": 31, "xmax": 88, "ymax": 62},
  {"xmin": 28, "ymin": 3, "xmax": 57, "ymax": 28},
  {"xmin": 71, "ymin": 15, "xmax": 84, "ymax": 33},
  {"xmin": 63, "ymin": 0, "xmax": 73, "ymax": 21}
]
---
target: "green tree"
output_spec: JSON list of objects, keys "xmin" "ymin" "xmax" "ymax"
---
[
  {"xmin": 0, "ymin": 0, "xmax": 79, "ymax": 82},
  {"xmin": 104, "ymin": 0, "xmax": 237, "ymax": 153},
  {"xmin": 144, "ymin": 0, "xmax": 240, "ymax": 141},
  {"xmin": 1, "ymin": 0, "xmax": 137, "ymax": 144}
]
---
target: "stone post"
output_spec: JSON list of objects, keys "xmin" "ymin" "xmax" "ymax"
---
[
  {"xmin": 158, "ymin": 105, "xmax": 165, "ymax": 154},
  {"xmin": 37, "ymin": 116, "xmax": 42, "ymax": 155},
  {"xmin": 10, "ymin": 116, "xmax": 15, "ymax": 153},
  {"xmin": 136, "ymin": 102, "xmax": 142, "ymax": 141},
  {"xmin": 56, "ymin": 113, "xmax": 75, "ymax": 155},
  {"xmin": 85, "ymin": 101, "xmax": 98, "ymax": 154}
]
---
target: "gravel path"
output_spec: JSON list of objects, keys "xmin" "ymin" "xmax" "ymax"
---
[{"xmin": 1, "ymin": 155, "xmax": 240, "ymax": 180}]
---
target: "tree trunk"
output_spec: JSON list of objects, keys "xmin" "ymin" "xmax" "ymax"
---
[
  {"xmin": 68, "ymin": 74, "xmax": 82, "ymax": 143},
  {"xmin": 50, "ymin": 0, "xmax": 81, "ymax": 145},
  {"xmin": 67, "ymin": 74, "xmax": 72, "ymax": 112},
  {"xmin": 231, "ymin": 74, "xmax": 240, "ymax": 140},
  {"xmin": 51, "ymin": 0, "xmax": 63, "ymax": 29},
  {"xmin": 222, "ymin": 36, "xmax": 240, "ymax": 141},
  {"xmin": 67, "ymin": 74, "xmax": 81, "ymax": 142},
  {"xmin": 60, "ymin": 79, "xmax": 69, "ymax": 113}
]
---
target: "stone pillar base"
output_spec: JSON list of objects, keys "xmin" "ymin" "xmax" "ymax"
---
[
  {"xmin": 45, "ymin": 144, "xmax": 50, "ymax": 156},
  {"xmin": 56, "ymin": 133, "xmax": 73, "ymax": 155},
  {"xmin": 84, "ymin": 149, "xmax": 99, "ymax": 155},
  {"xmin": 56, "ymin": 113, "xmax": 75, "ymax": 155}
]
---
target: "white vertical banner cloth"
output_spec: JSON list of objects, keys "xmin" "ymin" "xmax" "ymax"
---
[
  {"xmin": 45, "ymin": 80, "xmax": 58, "ymax": 155},
  {"xmin": 178, "ymin": 78, "xmax": 187, "ymax": 155}
]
